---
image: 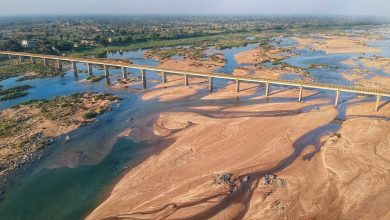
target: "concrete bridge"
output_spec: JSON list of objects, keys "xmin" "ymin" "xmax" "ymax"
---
[{"xmin": 1, "ymin": 51, "xmax": 389, "ymax": 111}]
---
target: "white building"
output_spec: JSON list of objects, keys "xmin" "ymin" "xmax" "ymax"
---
[{"xmin": 21, "ymin": 39, "xmax": 38, "ymax": 49}]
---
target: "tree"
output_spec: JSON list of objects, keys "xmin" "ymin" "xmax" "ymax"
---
[
  {"xmin": 56, "ymin": 41, "xmax": 73, "ymax": 51},
  {"xmin": 3, "ymin": 40, "xmax": 23, "ymax": 52}
]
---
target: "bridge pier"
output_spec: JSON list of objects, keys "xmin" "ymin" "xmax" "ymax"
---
[
  {"xmin": 375, "ymin": 95, "xmax": 381, "ymax": 111},
  {"xmin": 104, "ymin": 65, "xmax": 110, "ymax": 78},
  {"xmin": 335, "ymin": 90, "xmax": 340, "ymax": 106},
  {"xmin": 209, "ymin": 76, "xmax": 214, "ymax": 91},
  {"xmin": 18, "ymin": 55, "xmax": 23, "ymax": 63},
  {"xmin": 184, "ymin": 74, "xmax": 189, "ymax": 86},
  {"xmin": 30, "ymin": 57, "xmax": 36, "ymax": 64},
  {"xmin": 265, "ymin": 82, "xmax": 270, "ymax": 97},
  {"xmin": 56, "ymin": 60, "xmax": 62, "ymax": 70},
  {"xmin": 72, "ymin": 61, "xmax": 77, "ymax": 74},
  {"xmin": 298, "ymin": 86, "xmax": 303, "ymax": 102},
  {"xmin": 87, "ymin": 63, "xmax": 93, "ymax": 75},
  {"xmin": 235, "ymin": 79, "xmax": 240, "ymax": 93},
  {"xmin": 121, "ymin": 67, "xmax": 127, "ymax": 79},
  {"xmin": 141, "ymin": 69, "xmax": 146, "ymax": 89},
  {"xmin": 162, "ymin": 72, "xmax": 167, "ymax": 83},
  {"xmin": 43, "ymin": 58, "xmax": 48, "ymax": 66}
]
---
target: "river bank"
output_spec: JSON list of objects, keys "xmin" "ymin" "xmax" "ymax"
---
[
  {"xmin": 0, "ymin": 25, "xmax": 389, "ymax": 220},
  {"xmin": 0, "ymin": 93, "xmax": 120, "ymax": 186},
  {"xmin": 87, "ymin": 80, "xmax": 390, "ymax": 219}
]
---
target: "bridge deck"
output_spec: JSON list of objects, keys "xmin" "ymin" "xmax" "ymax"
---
[{"xmin": 1, "ymin": 51, "xmax": 389, "ymax": 98}]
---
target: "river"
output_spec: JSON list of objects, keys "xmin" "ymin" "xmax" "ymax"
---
[{"xmin": 0, "ymin": 36, "xmax": 389, "ymax": 219}]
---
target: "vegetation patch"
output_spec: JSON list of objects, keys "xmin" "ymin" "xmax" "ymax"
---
[
  {"xmin": 0, "ymin": 92, "xmax": 120, "ymax": 177},
  {"xmin": 0, "ymin": 85, "xmax": 33, "ymax": 101},
  {"xmin": 0, "ymin": 62, "xmax": 64, "ymax": 81},
  {"xmin": 146, "ymin": 46, "xmax": 206, "ymax": 60},
  {"xmin": 82, "ymin": 111, "xmax": 98, "ymax": 119},
  {"xmin": 29, "ymin": 93, "xmax": 119, "ymax": 123},
  {"xmin": 86, "ymin": 75, "xmax": 105, "ymax": 82}
]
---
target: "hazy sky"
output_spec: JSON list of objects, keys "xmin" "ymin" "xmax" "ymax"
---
[{"xmin": 0, "ymin": 0, "xmax": 389, "ymax": 17}]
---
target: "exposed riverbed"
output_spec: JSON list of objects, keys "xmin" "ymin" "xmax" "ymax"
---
[{"xmin": 0, "ymin": 32, "xmax": 389, "ymax": 219}]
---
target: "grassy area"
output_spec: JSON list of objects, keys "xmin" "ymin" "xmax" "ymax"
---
[
  {"xmin": 86, "ymin": 75, "xmax": 105, "ymax": 82},
  {"xmin": 28, "ymin": 93, "xmax": 118, "ymax": 122},
  {"xmin": 0, "ymin": 92, "xmax": 121, "ymax": 177},
  {"xmin": 1, "ymin": 93, "xmax": 119, "ymax": 138},
  {"xmin": 82, "ymin": 111, "xmax": 98, "ymax": 119},
  {"xmin": 0, "ymin": 117, "xmax": 23, "ymax": 138},
  {"xmin": 0, "ymin": 85, "xmax": 33, "ymax": 101},
  {"xmin": 146, "ymin": 46, "xmax": 206, "ymax": 60},
  {"xmin": 0, "ymin": 62, "xmax": 64, "ymax": 81},
  {"xmin": 70, "ymin": 33, "xmax": 262, "ymax": 57}
]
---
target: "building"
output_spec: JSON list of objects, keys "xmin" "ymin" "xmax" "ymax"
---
[
  {"xmin": 80, "ymin": 39, "xmax": 96, "ymax": 46},
  {"xmin": 21, "ymin": 39, "xmax": 38, "ymax": 49}
]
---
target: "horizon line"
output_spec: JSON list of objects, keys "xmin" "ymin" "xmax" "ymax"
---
[{"xmin": 0, "ymin": 13, "xmax": 389, "ymax": 19}]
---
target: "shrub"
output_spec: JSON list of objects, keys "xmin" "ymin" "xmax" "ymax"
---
[{"xmin": 82, "ymin": 111, "xmax": 98, "ymax": 119}]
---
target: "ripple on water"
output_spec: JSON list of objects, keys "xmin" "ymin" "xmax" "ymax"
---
[{"xmin": 0, "ymin": 138, "xmax": 144, "ymax": 220}]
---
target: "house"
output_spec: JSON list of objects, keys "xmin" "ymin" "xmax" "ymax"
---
[
  {"xmin": 80, "ymin": 40, "xmax": 96, "ymax": 46},
  {"xmin": 21, "ymin": 39, "xmax": 38, "ymax": 49}
]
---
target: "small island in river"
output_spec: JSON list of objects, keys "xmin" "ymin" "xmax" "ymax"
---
[{"xmin": 0, "ymin": 93, "xmax": 120, "ymax": 180}]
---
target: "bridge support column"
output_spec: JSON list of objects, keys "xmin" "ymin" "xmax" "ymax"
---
[
  {"xmin": 375, "ymin": 95, "xmax": 381, "ymax": 111},
  {"xmin": 18, "ymin": 55, "xmax": 23, "ymax": 63},
  {"xmin": 87, "ymin": 63, "xmax": 93, "ymax": 75},
  {"xmin": 30, "ymin": 57, "xmax": 36, "ymax": 64},
  {"xmin": 141, "ymin": 69, "xmax": 146, "ymax": 89},
  {"xmin": 8, "ymin": 55, "xmax": 12, "ymax": 59},
  {"xmin": 235, "ymin": 79, "xmax": 240, "ymax": 93},
  {"xmin": 72, "ymin": 61, "xmax": 77, "ymax": 73},
  {"xmin": 265, "ymin": 82, "xmax": 270, "ymax": 97},
  {"xmin": 43, "ymin": 58, "xmax": 48, "ymax": 66},
  {"xmin": 121, "ymin": 67, "xmax": 127, "ymax": 79},
  {"xmin": 335, "ymin": 90, "xmax": 340, "ymax": 106},
  {"xmin": 209, "ymin": 76, "xmax": 214, "ymax": 91},
  {"xmin": 162, "ymin": 72, "xmax": 167, "ymax": 83},
  {"xmin": 56, "ymin": 60, "xmax": 62, "ymax": 70},
  {"xmin": 298, "ymin": 86, "xmax": 303, "ymax": 102},
  {"xmin": 184, "ymin": 74, "xmax": 189, "ymax": 86},
  {"xmin": 104, "ymin": 65, "xmax": 110, "ymax": 78}
]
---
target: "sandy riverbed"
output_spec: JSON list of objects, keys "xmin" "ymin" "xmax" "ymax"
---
[
  {"xmin": 86, "ymin": 67, "xmax": 390, "ymax": 220},
  {"xmin": 293, "ymin": 35, "xmax": 381, "ymax": 54},
  {"xmin": 344, "ymin": 56, "xmax": 390, "ymax": 75},
  {"xmin": 81, "ymin": 31, "xmax": 390, "ymax": 218},
  {"xmin": 234, "ymin": 47, "xmax": 293, "ymax": 65},
  {"xmin": 88, "ymin": 88, "xmax": 337, "ymax": 219},
  {"xmin": 0, "ymin": 93, "xmax": 119, "ymax": 180},
  {"xmin": 84, "ymin": 60, "xmax": 390, "ymax": 219}
]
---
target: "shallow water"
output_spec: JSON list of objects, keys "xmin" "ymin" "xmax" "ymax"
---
[
  {"xmin": 214, "ymin": 43, "xmax": 258, "ymax": 74},
  {"xmin": 0, "ymin": 138, "xmax": 144, "ymax": 220},
  {"xmin": 106, "ymin": 49, "xmax": 159, "ymax": 67}
]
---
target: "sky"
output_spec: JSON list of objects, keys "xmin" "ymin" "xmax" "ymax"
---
[{"xmin": 0, "ymin": 0, "xmax": 389, "ymax": 17}]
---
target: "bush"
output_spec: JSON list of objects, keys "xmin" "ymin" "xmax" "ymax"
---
[
  {"xmin": 0, "ymin": 85, "xmax": 33, "ymax": 101},
  {"xmin": 82, "ymin": 111, "xmax": 98, "ymax": 119},
  {"xmin": 86, "ymin": 75, "xmax": 105, "ymax": 82}
]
